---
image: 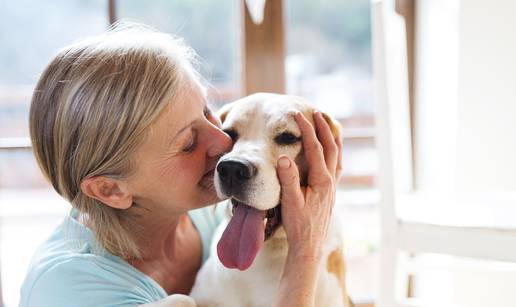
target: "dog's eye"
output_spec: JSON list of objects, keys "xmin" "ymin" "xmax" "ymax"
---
[
  {"xmin": 224, "ymin": 129, "xmax": 238, "ymax": 142},
  {"xmin": 275, "ymin": 132, "xmax": 301, "ymax": 145}
]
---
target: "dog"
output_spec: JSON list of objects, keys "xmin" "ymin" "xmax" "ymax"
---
[{"xmin": 188, "ymin": 93, "xmax": 352, "ymax": 307}]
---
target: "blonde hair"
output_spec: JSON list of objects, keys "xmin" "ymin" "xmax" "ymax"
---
[{"xmin": 30, "ymin": 23, "xmax": 204, "ymax": 259}]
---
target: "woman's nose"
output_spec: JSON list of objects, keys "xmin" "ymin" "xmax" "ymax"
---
[{"xmin": 206, "ymin": 125, "xmax": 232, "ymax": 158}]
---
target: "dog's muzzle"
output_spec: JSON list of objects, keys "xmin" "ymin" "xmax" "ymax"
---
[{"xmin": 217, "ymin": 159, "xmax": 257, "ymax": 194}]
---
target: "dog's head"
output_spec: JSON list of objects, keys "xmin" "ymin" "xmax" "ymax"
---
[{"xmin": 215, "ymin": 93, "xmax": 341, "ymax": 270}]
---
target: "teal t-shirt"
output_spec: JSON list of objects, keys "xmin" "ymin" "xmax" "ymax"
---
[{"xmin": 19, "ymin": 204, "xmax": 227, "ymax": 307}]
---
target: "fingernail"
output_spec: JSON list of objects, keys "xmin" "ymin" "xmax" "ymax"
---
[{"xmin": 278, "ymin": 156, "xmax": 291, "ymax": 169}]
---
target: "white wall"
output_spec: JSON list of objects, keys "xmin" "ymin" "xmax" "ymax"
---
[
  {"xmin": 456, "ymin": 0, "xmax": 516, "ymax": 191},
  {"xmin": 413, "ymin": 0, "xmax": 459, "ymax": 192},
  {"xmin": 414, "ymin": 0, "xmax": 516, "ymax": 193}
]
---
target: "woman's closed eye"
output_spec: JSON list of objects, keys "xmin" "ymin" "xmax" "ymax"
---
[
  {"xmin": 182, "ymin": 130, "xmax": 198, "ymax": 153},
  {"xmin": 181, "ymin": 106, "xmax": 214, "ymax": 153}
]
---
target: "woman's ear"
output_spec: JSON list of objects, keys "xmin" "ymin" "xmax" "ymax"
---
[
  {"xmin": 217, "ymin": 102, "xmax": 234, "ymax": 124},
  {"xmin": 80, "ymin": 176, "xmax": 133, "ymax": 210},
  {"xmin": 321, "ymin": 111, "xmax": 342, "ymax": 140}
]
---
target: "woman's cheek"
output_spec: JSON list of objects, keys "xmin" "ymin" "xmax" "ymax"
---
[
  {"xmin": 174, "ymin": 155, "xmax": 203, "ymax": 182},
  {"xmin": 156, "ymin": 158, "xmax": 180, "ymax": 181}
]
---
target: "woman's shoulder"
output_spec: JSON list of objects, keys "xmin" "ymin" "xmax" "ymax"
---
[
  {"xmin": 20, "ymin": 215, "xmax": 167, "ymax": 307},
  {"xmin": 20, "ymin": 255, "xmax": 165, "ymax": 306}
]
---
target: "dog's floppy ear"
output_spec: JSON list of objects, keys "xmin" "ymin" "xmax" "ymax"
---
[
  {"xmin": 217, "ymin": 102, "xmax": 234, "ymax": 124},
  {"xmin": 321, "ymin": 111, "xmax": 342, "ymax": 140},
  {"xmin": 320, "ymin": 111, "xmax": 343, "ymax": 178}
]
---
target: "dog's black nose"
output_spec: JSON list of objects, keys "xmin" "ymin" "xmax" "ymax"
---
[{"xmin": 217, "ymin": 160, "xmax": 257, "ymax": 188}]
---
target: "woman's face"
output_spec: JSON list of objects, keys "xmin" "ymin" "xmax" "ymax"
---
[{"xmin": 126, "ymin": 84, "xmax": 232, "ymax": 214}]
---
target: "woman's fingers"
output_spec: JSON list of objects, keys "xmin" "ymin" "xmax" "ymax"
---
[
  {"xmin": 313, "ymin": 111, "xmax": 339, "ymax": 176},
  {"xmin": 294, "ymin": 112, "xmax": 331, "ymax": 186},
  {"xmin": 276, "ymin": 155, "xmax": 305, "ymax": 209}
]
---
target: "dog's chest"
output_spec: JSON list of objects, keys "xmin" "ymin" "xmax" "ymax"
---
[
  {"xmin": 191, "ymin": 214, "xmax": 347, "ymax": 307},
  {"xmin": 223, "ymin": 235, "xmax": 289, "ymax": 307}
]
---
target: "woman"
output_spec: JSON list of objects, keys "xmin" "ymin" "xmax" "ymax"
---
[{"xmin": 20, "ymin": 24, "xmax": 342, "ymax": 307}]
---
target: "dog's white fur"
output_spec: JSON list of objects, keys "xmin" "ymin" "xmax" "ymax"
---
[{"xmin": 189, "ymin": 93, "xmax": 350, "ymax": 307}]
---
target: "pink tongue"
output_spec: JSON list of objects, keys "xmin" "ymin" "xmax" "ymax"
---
[{"xmin": 217, "ymin": 204, "xmax": 265, "ymax": 270}]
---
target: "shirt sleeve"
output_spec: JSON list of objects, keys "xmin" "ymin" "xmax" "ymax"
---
[{"xmin": 22, "ymin": 257, "xmax": 164, "ymax": 307}]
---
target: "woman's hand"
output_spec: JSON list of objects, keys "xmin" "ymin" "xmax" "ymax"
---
[
  {"xmin": 277, "ymin": 111, "xmax": 342, "ymax": 258},
  {"xmin": 272, "ymin": 111, "xmax": 342, "ymax": 307}
]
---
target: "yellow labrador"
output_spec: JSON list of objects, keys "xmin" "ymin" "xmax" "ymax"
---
[{"xmin": 189, "ymin": 93, "xmax": 352, "ymax": 307}]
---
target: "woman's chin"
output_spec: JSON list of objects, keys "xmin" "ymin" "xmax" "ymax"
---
[
  {"xmin": 197, "ymin": 187, "xmax": 220, "ymax": 206},
  {"xmin": 197, "ymin": 172, "xmax": 226, "ymax": 205}
]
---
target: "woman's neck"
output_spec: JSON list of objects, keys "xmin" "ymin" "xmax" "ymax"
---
[
  {"xmin": 133, "ymin": 213, "xmax": 184, "ymax": 260},
  {"xmin": 126, "ymin": 210, "xmax": 203, "ymax": 294}
]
